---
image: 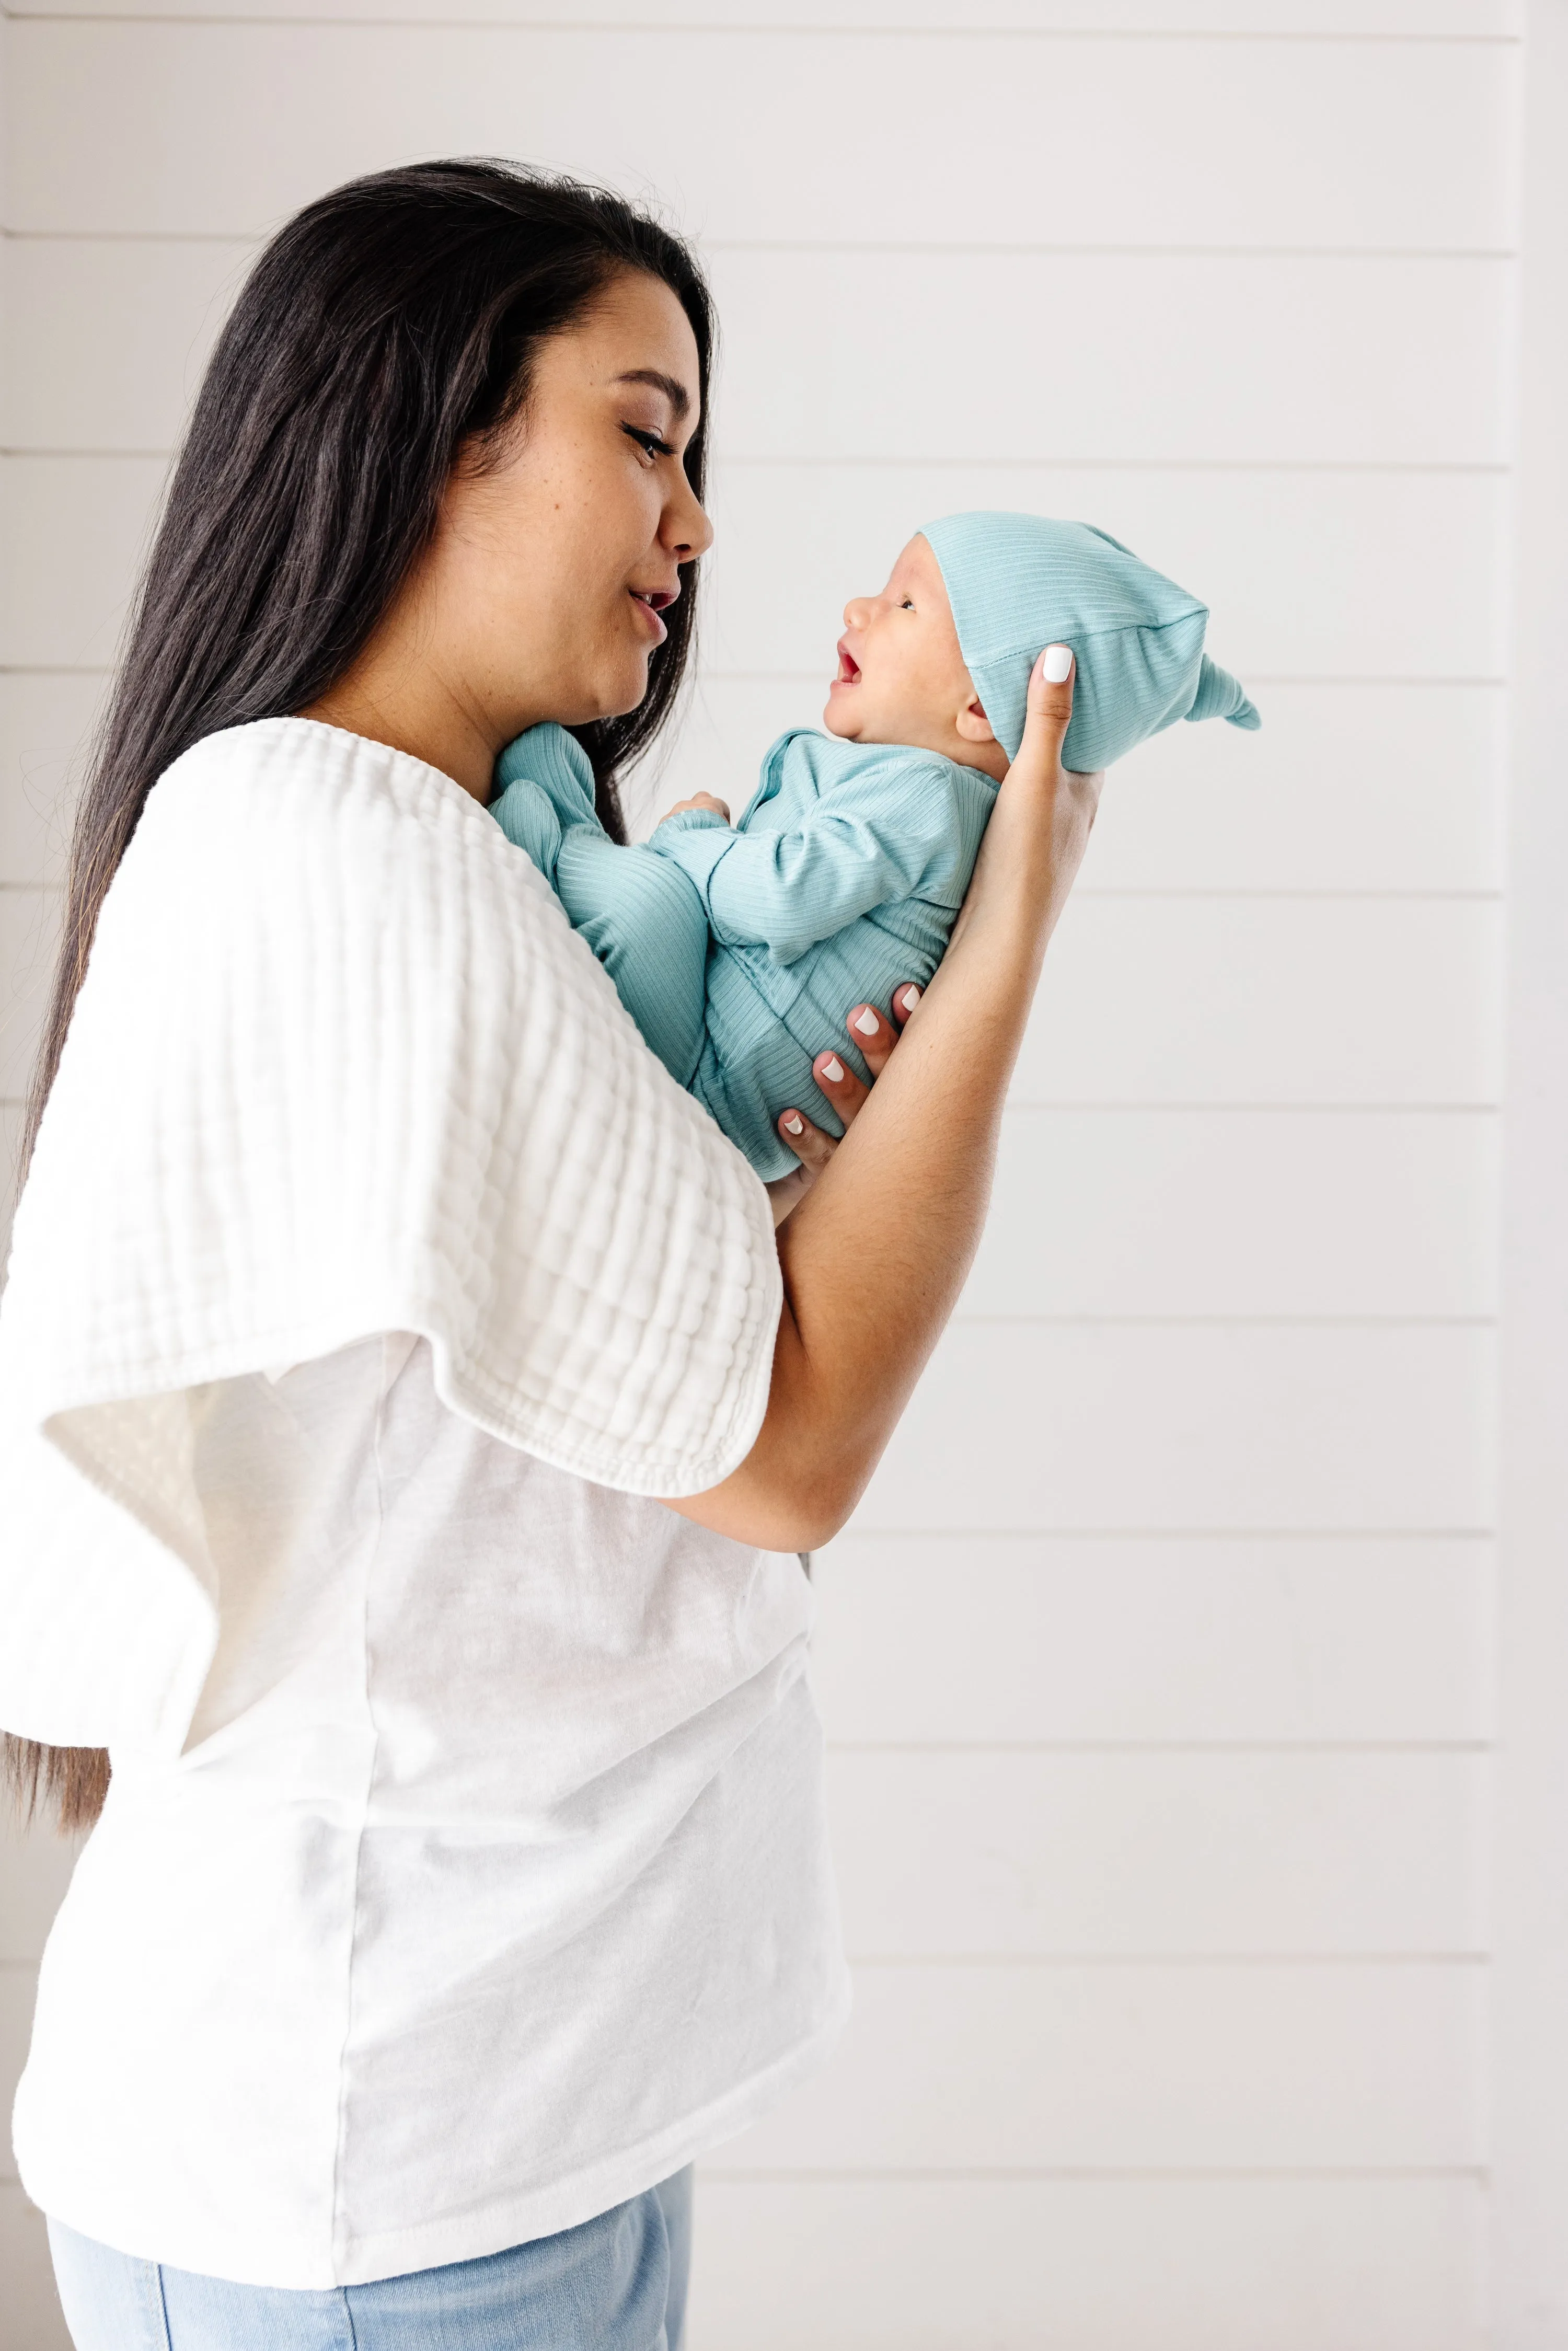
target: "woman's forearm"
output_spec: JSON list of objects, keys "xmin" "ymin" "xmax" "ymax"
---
[{"xmin": 669, "ymin": 655, "xmax": 1099, "ymax": 1550}]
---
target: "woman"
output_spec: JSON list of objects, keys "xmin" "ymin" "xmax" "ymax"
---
[{"xmin": 0, "ymin": 163, "xmax": 1098, "ymax": 2348}]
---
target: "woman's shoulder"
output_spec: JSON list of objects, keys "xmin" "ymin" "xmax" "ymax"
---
[
  {"xmin": 142, "ymin": 717, "xmax": 552, "ymax": 914},
  {"xmin": 160, "ymin": 716, "xmax": 486, "ymax": 832}
]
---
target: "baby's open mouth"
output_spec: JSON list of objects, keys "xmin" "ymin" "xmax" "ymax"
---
[{"xmin": 835, "ymin": 640, "xmax": 861, "ymax": 685}]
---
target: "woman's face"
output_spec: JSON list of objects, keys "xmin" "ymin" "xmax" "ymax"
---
[{"xmin": 424, "ymin": 270, "xmax": 713, "ymax": 741}]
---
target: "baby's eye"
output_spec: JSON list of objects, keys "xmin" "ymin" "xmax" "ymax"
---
[
  {"xmin": 622, "ymin": 424, "xmax": 673, "ymax": 464},
  {"xmin": 900, "ymin": 597, "xmax": 915, "ymax": 611}
]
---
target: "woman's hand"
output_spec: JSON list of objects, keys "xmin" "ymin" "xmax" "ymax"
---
[
  {"xmin": 668, "ymin": 648, "xmax": 1101, "ymax": 1551},
  {"xmin": 946, "ymin": 645, "xmax": 1102, "ymax": 971},
  {"xmin": 765, "ymin": 984, "xmax": 924, "ymax": 1226}
]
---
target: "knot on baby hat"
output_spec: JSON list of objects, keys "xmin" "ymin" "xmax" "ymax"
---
[
  {"xmin": 1186, "ymin": 652, "xmax": 1261, "ymax": 730},
  {"xmin": 921, "ymin": 512, "xmax": 1259, "ymax": 769}
]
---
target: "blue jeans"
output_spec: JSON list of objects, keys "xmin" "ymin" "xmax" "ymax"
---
[{"xmin": 49, "ymin": 2169, "xmax": 693, "ymax": 2351}]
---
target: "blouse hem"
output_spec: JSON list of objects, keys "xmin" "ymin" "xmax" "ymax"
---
[{"xmin": 25, "ymin": 1974, "xmax": 854, "ymax": 2293}]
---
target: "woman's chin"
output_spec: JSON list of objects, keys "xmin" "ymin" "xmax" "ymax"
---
[{"xmin": 563, "ymin": 649, "xmax": 654, "ymax": 727}]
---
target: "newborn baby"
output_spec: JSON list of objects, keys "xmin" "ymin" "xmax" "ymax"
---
[{"xmin": 490, "ymin": 511, "xmax": 1258, "ymax": 1181}]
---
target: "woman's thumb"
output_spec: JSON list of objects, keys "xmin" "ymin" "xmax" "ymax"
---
[{"xmin": 1014, "ymin": 644, "xmax": 1075, "ymax": 765}]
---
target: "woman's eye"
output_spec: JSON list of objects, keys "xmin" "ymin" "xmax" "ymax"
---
[{"xmin": 622, "ymin": 424, "xmax": 673, "ymax": 464}]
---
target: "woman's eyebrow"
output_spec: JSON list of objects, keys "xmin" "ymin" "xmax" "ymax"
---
[{"xmin": 615, "ymin": 368, "xmax": 691, "ymax": 423}]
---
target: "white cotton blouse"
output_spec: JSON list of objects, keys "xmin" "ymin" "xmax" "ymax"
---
[
  {"xmin": 15, "ymin": 1334, "xmax": 848, "ymax": 2287},
  {"xmin": 0, "ymin": 719, "xmax": 847, "ymax": 2287}
]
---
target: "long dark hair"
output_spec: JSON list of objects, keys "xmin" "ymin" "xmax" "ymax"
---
[{"xmin": 5, "ymin": 159, "xmax": 715, "ymax": 1835}]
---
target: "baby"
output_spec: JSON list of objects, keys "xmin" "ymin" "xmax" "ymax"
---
[{"xmin": 489, "ymin": 511, "xmax": 1258, "ymax": 1181}]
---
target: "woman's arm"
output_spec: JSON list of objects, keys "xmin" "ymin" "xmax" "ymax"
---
[{"xmin": 665, "ymin": 650, "xmax": 1099, "ymax": 1551}]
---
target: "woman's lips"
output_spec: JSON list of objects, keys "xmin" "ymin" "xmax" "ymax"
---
[{"xmin": 629, "ymin": 586, "xmax": 675, "ymax": 646}]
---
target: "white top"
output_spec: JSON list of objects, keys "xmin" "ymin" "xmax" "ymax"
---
[
  {"xmin": 0, "ymin": 720, "xmax": 840, "ymax": 2287},
  {"xmin": 15, "ymin": 1334, "xmax": 848, "ymax": 2287},
  {"xmin": 0, "ymin": 720, "xmax": 781, "ymax": 1759}
]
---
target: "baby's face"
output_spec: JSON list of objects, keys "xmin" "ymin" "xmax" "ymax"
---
[{"xmin": 824, "ymin": 533, "xmax": 1005, "ymax": 776}]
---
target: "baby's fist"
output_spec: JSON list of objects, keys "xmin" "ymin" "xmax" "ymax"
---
[{"xmin": 659, "ymin": 791, "xmax": 731, "ymax": 825}]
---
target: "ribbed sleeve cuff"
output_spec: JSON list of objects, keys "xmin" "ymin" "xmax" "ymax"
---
[
  {"xmin": 645, "ymin": 813, "xmax": 738, "ymax": 900},
  {"xmin": 650, "ymin": 808, "xmax": 731, "ymax": 836}
]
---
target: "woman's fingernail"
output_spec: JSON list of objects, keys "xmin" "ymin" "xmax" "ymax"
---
[
  {"xmin": 782, "ymin": 1113, "xmax": 805, "ymax": 1135},
  {"xmin": 900, "ymin": 985, "xmax": 921, "ymax": 1010},
  {"xmin": 1041, "ymin": 644, "xmax": 1073, "ymax": 684},
  {"xmin": 821, "ymin": 1056, "xmax": 845, "ymax": 1084},
  {"xmin": 852, "ymin": 1008, "xmax": 879, "ymax": 1036}
]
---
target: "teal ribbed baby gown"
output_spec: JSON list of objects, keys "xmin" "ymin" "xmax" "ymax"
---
[
  {"xmin": 488, "ymin": 512, "xmax": 1258, "ymax": 1182},
  {"xmin": 490, "ymin": 719, "xmax": 995, "ymax": 1181}
]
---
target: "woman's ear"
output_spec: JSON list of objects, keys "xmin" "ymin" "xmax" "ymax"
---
[{"xmin": 954, "ymin": 692, "xmax": 998, "ymax": 746}]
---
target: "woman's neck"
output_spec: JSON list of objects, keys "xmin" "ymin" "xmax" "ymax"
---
[{"xmin": 301, "ymin": 656, "xmax": 505, "ymax": 805}]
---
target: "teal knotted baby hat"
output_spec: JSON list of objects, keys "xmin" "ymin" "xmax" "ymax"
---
[{"xmin": 921, "ymin": 512, "xmax": 1259, "ymax": 771}]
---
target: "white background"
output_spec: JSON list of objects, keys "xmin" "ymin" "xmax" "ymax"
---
[{"xmin": 0, "ymin": 2, "xmax": 1553, "ymax": 2345}]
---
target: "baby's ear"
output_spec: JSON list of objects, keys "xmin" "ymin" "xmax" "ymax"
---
[{"xmin": 954, "ymin": 691, "xmax": 998, "ymax": 746}]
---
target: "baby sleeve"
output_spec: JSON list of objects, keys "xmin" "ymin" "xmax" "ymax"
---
[
  {"xmin": 647, "ymin": 762, "xmax": 962, "ymax": 965},
  {"xmin": 489, "ymin": 772, "xmax": 564, "ymax": 883}
]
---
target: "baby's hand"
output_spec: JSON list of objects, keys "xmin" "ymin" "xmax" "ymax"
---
[{"xmin": 659, "ymin": 792, "xmax": 731, "ymax": 825}]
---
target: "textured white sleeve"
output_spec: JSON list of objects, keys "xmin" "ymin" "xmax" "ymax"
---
[{"xmin": 0, "ymin": 719, "xmax": 782, "ymax": 1751}]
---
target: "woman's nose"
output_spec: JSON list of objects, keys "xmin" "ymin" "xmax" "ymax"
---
[{"xmin": 666, "ymin": 479, "xmax": 715, "ymax": 563}]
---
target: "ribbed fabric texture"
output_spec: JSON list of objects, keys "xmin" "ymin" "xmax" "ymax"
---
[
  {"xmin": 492, "ymin": 724, "xmax": 997, "ymax": 1181},
  {"xmin": 921, "ymin": 511, "xmax": 1260, "ymax": 769},
  {"xmin": 493, "ymin": 722, "xmax": 712, "ymax": 1092},
  {"xmin": 0, "ymin": 718, "xmax": 781, "ymax": 1754}
]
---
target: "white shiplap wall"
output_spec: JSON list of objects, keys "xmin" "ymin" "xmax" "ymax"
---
[{"xmin": 0, "ymin": 5, "xmax": 1521, "ymax": 2346}]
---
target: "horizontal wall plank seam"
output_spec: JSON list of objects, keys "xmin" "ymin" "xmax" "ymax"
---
[
  {"xmin": 0, "ymin": 1096, "xmax": 1511, "ymax": 1115},
  {"xmin": 826, "ymin": 1739, "xmax": 1496, "ymax": 1754},
  {"xmin": 989, "ymin": 1104, "xmax": 1505, "ymax": 1116},
  {"xmin": 0, "ymin": 885, "xmax": 1513, "ymax": 906},
  {"xmin": 720, "ymin": 458, "xmax": 1512, "ymax": 476},
  {"xmin": 0, "ymin": 16, "xmax": 1525, "ymax": 44},
  {"xmin": 848, "ymin": 1524, "xmax": 1498, "ymax": 1539},
  {"xmin": 703, "ymin": 671, "xmax": 1512, "ymax": 689},
  {"xmin": 710, "ymin": 242, "xmax": 1523, "ymax": 261},
  {"xmin": 0, "ymin": 233, "xmax": 1523, "ymax": 262},
  {"xmin": 704, "ymin": 242, "xmax": 1521, "ymax": 261},
  {"xmin": 701, "ymin": 2163, "xmax": 1494, "ymax": 2182},
  {"xmin": 0, "ymin": 675, "xmax": 1517, "ymax": 697},
  {"xmin": 0, "ymin": 229, "xmax": 253, "ymax": 245},
  {"xmin": 1001, "ymin": 1110, "xmax": 1504, "ymax": 1119},
  {"xmin": 1073, "ymin": 889, "xmax": 1505, "ymax": 900},
  {"xmin": 996, "ymin": 1105, "xmax": 1505, "ymax": 1116},
  {"xmin": 0, "ymin": 453, "xmax": 1515, "ymax": 477},
  {"xmin": 948, "ymin": 1313, "xmax": 1500, "ymax": 1327},
  {"xmin": 841, "ymin": 1953, "xmax": 1492, "ymax": 1968}
]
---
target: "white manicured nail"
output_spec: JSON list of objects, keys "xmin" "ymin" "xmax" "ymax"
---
[
  {"xmin": 782, "ymin": 1113, "xmax": 804, "ymax": 1135},
  {"xmin": 852, "ymin": 1009, "xmax": 879, "ymax": 1036},
  {"xmin": 900, "ymin": 985, "xmax": 921, "ymax": 1009},
  {"xmin": 821, "ymin": 1056, "xmax": 845, "ymax": 1084},
  {"xmin": 1041, "ymin": 644, "xmax": 1073, "ymax": 684}
]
